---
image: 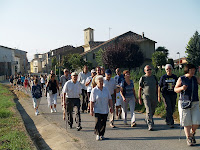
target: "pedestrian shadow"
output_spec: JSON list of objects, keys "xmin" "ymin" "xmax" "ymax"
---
[
  {"xmin": 13, "ymin": 96, "xmax": 52, "ymax": 150},
  {"xmin": 105, "ymin": 135, "xmax": 200, "ymax": 141}
]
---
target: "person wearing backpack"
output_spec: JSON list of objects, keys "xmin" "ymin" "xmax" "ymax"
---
[
  {"xmin": 120, "ymin": 70, "xmax": 138, "ymax": 127},
  {"xmin": 138, "ymin": 65, "xmax": 158, "ymax": 131},
  {"xmin": 32, "ymin": 79, "xmax": 42, "ymax": 116}
]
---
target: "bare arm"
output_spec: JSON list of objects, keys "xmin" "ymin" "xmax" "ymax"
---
[
  {"xmin": 138, "ymin": 87, "xmax": 143, "ymax": 105},
  {"xmin": 120, "ymin": 87, "xmax": 126, "ymax": 102},
  {"xmin": 158, "ymin": 86, "xmax": 161, "ymax": 102},
  {"xmin": 90, "ymin": 101, "xmax": 94, "ymax": 116},
  {"xmin": 109, "ymin": 99, "xmax": 114, "ymax": 113},
  {"xmin": 85, "ymin": 78, "xmax": 92, "ymax": 86},
  {"xmin": 174, "ymin": 77, "xmax": 187, "ymax": 93}
]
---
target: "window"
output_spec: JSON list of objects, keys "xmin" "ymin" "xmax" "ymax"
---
[{"xmin": 34, "ymin": 61, "xmax": 38, "ymax": 66}]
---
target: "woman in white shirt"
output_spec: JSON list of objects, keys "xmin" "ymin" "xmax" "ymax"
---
[{"xmin": 90, "ymin": 75, "xmax": 113, "ymax": 141}]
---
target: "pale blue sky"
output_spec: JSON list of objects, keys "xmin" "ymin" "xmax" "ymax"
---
[{"xmin": 0, "ymin": 0, "xmax": 199, "ymax": 61}]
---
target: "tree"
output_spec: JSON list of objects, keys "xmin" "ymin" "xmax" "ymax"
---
[
  {"xmin": 95, "ymin": 48, "xmax": 104, "ymax": 66},
  {"xmin": 185, "ymin": 31, "xmax": 200, "ymax": 68},
  {"xmin": 152, "ymin": 51, "xmax": 167, "ymax": 68},
  {"xmin": 156, "ymin": 46, "xmax": 169, "ymax": 57},
  {"xmin": 67, "ymin": 54, "xmax": 86, "ymax": 71},
  {"xmin": 51, "ymin": 56, "xmax": 57, "ymax": 70},
  {"xmin": 167, "ymin": 58, "xmax": 174, "ymax": 68},
  {"xmin": 102, "ymin": 42, "xmax": 144, "ymax": 70}
]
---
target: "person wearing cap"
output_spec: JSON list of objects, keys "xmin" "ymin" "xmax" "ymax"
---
[
  {"xmin": 78, "ymin": 65, "xmax": 91, "ymax": 113},
  {"xmin": 92, "ymin": 66, "xmax": 101, "ymax": 88},
  {"xmin": 62, "ymin": 72, "xmax": 82, "ymax": 131},
  {"xmin": 103, "ymin": 69, "xmax": 117, "ymax": 128},
  {"xmin": 85, "ymin": 69, "xmax": 96, "ymax": 113},
  {"xmin": 114, "ymin": 68, "xmax": 124, "ymax": 86},
  {"xmin": 90, "ymin": 75, "xmax": 114, "ymax": 141},
  {"xmin": 60, "ymin": 69, "xmax": 71, "ymax": 109}
]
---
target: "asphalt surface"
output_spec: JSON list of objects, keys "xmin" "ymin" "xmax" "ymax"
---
[{"xmin": 29, "ymin": 90, "xmax": 200, "ymax": 150}]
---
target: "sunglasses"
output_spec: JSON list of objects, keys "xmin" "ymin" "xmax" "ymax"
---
[
  {"xmin": 147, "ymin": 69, "xmax": 152, "ymax": 71},
  {"xmin": 166, "ymin": 68, "xmax": 171, "ymax": 70}
]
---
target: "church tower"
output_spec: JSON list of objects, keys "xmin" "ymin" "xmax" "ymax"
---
[{"xmin": 83, "ymin": 27, "xmax": 94, "ymax": 52}]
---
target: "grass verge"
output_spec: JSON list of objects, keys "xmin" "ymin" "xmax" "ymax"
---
[{"xmin": 0, "ymin": 83, "xmax": 34, "ymax": 150}]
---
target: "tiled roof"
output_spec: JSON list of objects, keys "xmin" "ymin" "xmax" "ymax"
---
[{"xmin": 81, "ymin": 31, "xmax": 156, "ymax": 56}]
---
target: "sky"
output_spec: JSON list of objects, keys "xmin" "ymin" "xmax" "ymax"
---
[{"xmin": 0, "ymin": 0, "xmax": 200, "ymax": 62}]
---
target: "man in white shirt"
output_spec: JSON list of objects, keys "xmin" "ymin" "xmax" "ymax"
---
[
  {"xmin": 103, "ymin": 69, "xmax": 117, "ymax": 128},
  {"xmin": 78, "ymin": 65, "xmax": 91, "ymax": 113},
  {"xmin": 63, "ymin": 72, "xmax": 82, "ymax": 131}
]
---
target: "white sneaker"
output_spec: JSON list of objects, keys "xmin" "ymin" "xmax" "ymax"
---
[
  {"xmin": 35, "ymin": 112, "xmax": 38, "ymax": 116},
  {"xmin": 100, "ymin": 136, "xmax": 105, "ymax": 140},
  {"xmin": 54, "ymin": 108, "xmax": 57, "ymax": 112},
  {"xmin": 51, "ymin": 109, "xmax": 54, "ymax": 113},
  {"xmin": 96, "ymin": 135, "xmax": 100, "ymax": 141},
  {"xmin": 36, "ymin": 109, "xmax": 39, "ymax": 114}
]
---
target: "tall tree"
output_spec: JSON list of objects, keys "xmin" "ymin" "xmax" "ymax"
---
[
  {"xmin": 167, "ymin": 58, "xmax": 175, "ymax": 68},
  {"xmin": 185, "ymin": 31, "xmax": 200, "ymax": 68},
  {"xmin": 102, "ymin": 42, "xmax": 144, "ymax": 70},
  {"xmin": 156, "ymin": 46, "xmax": 169, "ymax": 57},
  {"xmin": 152, "ymin": 51, "xmax": 167, "ymax": 68}
]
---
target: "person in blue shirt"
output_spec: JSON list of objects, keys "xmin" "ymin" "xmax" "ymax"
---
[
  {"xmin": 32, "ymin": 79, "xmax": 42, "ymax": 116},
  {"xmin": 114, "ymin": 68, "xmax": 124, "ymax": 86}
]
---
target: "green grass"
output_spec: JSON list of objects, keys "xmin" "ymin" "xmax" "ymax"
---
[{"xmin": 0, "ymin": 84, "xmax": 33, "ymax": 150}]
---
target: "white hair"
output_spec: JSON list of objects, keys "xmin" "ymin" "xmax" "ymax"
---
[
  {"xmin": 95, "ymin": 75, "xmax": 103, "ymax": 84},
  {"xmin": 165, "ymin": 64, "xmax": 172, "ymax": 70}
]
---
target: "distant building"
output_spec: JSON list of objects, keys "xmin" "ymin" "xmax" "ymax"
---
[
  {"xmin": 81, "ymin": 29, "xmax": 157, "ymax": 68},
  {"xmin": 174, "ymin": 57, "xmax": 187, "ymax": 68},
  {"xmin": 0, "ymin": 45, "xmax": 28, "ymax": 76}
]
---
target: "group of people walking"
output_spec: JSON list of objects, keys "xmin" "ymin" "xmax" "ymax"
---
[{"xmin": 10, "ymin": 63, "xmax": 200, "ymax": 146}]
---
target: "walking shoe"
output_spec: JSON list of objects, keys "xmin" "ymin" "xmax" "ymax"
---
[
  {"xmin": 54, "ymin": 108, "xmax": 57, "ymax": 112},
  {"xmin": 124, "ymin": 122, "xmax": 128, "ymax": 125},
  {"xmin": 131, "ymin": 122, "xmax": 136, "ymax": 127},
  {"xmin": 110, "ymin": 124, "xmax": 116, "ymax": 128},
  {"xmin": 69, "ymin": 124, "xmax": 72, "ymax": 129},
  {"xmin": 36, "ymin": 109, "xmax": 39, "ymax": 114},
  {"xmin": 148, "ymin": 125, "xmax": 153, "ymax": 131},
  {"xmin": 191, "ymin": 132, "xmax": 196, "ymax": 144},
  {"xmin": 96, "ymin": 135, "xmax": 100, "ymax": 141},
  {"xmin": 35, "ymin": 111, "xmax": 38, "ymax": 116},
  {"xmin": 100, "ymin": 136, "xmax": 105, "ymax": 140},
  {"xmin": 186, "ymin": 137, "xmax": 194, "ymax": 146},
  {"xmin": 77, "ymin": 126, "xmax": 82, "ymax": 131},
  {"xmin": 51, "ymin": 109, "xmax": 54, "ymax": 113}
]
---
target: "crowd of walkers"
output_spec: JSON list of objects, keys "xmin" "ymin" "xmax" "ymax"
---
[{"xmin": 9, "ymin": 63, "xmax": 200, "ymax": 146}]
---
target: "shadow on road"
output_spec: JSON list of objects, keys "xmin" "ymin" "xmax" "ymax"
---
[{"xmin": 13, "ymin": 96, "xmax": 52, "ymax": 150}]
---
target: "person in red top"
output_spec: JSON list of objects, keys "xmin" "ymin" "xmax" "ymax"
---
[{"xmin": 24, "ymin": 76, "xmax": 29, "ymax": 93}]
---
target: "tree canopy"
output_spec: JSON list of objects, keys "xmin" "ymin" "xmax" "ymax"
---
[
  {"xmin": 156, "ymin": 46, "xmax": 169, "ymax": 57},
  {"xmin": 152, "ymin": 51, "xmax": 167, "ymax": 68},
  {"xmin": 185, "ymin": 31, "xmax": 200, "ymax": 68},
  {"xmin": 102, "ymin": 42, "xmax": 144, "ymax": 70}
]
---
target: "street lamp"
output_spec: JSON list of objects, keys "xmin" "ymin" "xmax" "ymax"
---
[{"xmin": 177, "ymin": 52, "xmax": 180, "ymax": 72}]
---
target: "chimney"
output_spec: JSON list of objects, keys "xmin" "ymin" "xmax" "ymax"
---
[{"xmin": 142, "ymin": 32, "xmax": 144, "ymax": 38}]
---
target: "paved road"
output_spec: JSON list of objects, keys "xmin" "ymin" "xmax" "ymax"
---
[{"xmin": 27, "ymin": 91, "xmax": 200, "ymax": 150}]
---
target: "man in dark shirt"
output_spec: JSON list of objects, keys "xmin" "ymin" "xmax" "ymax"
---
[{"xmin": 158, "ymin": 64, "xmax": 178, "ymax": 128}]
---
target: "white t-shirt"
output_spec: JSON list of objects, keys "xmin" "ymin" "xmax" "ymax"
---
[
  {"xmin": 62, "ymin": 80, "xmax": 82, "ymax": 98},
  {"xmin": 41, "ymin": 77, "xmax": 45, "ymax": 84},
  {"xmin": 85, "ymin": 76, "xmax": 93, "ymax": 93},
  {"xmin": 116, "ymin": 92, "xmax": 122, "ymax": 106},
  {"xmin": 90, "ymin": 86, "xmax": 112, "ymax": 114},
  {"xmin": 78, "ymin": 71, "xmax": 91, "ymax": 90},
  {"xmin": 103, "ymin": 77, "xmax": 116, "ymax": 95}
]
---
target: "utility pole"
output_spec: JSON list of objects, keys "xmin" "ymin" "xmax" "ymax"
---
[
  {"xmin": 109, "ymin": 27, "xmax": 111, "ymax": 39},
  {"xmin": 177, "ymin": 52, "xmax": 180, "ymax": 72}
]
